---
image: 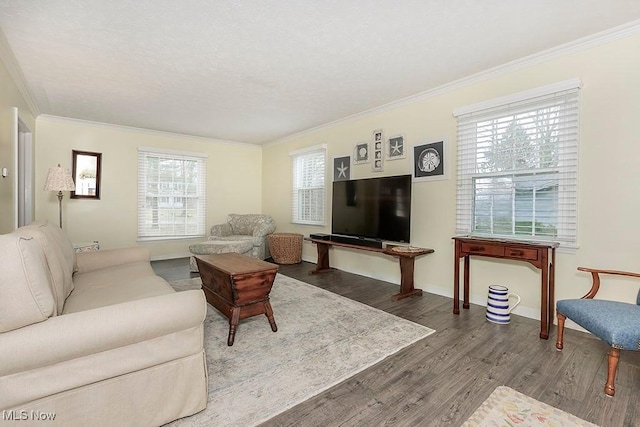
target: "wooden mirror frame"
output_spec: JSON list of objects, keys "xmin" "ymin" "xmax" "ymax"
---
[{"xmin": 71, "ymin": 150, "xmax": 102, "ymax": 199}]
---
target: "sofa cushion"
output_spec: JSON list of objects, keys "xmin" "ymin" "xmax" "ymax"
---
[
  {"xmin": 39, "ymin": 220, "xmax": 77, "ymax": 274},
  {"xmin": 0, "ymin": 235, "xmax": 55, "ymax": 332},
  {"xmin": 13, "ymin": 221, "xmax": 75, "ymax": 314},
  {"xmin": 63, "ymin": 262, "xmax": 175, "ymax": 314},
  {"xmin": 73, "ymin": 260, "xmax": 158, "ymax": 291}
]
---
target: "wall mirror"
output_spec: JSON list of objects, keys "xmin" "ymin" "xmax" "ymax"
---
[{"xmin": 71, "ymin": 150, "xmax": 101, "ymax": 199}]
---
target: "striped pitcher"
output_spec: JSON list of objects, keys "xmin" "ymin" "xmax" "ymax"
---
[{"xmin": 486, "ymin": 285, "xmax": 521, "ymax": 324}]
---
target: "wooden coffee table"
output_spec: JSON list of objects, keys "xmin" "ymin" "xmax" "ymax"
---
[{"xmin": 195, "ymin": 253, "xmax": 279, "ymax": 346}]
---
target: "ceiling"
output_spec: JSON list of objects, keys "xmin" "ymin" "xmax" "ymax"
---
[{"xmin": 1, "ymin": 1, "xmax": 640, "ymax": 145}]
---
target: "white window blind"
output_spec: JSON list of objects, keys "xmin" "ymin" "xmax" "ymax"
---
[
  {"xmin": 453, "ymin": 80, "xmax": 580, "ymax": 248},
  {"xmin": 290, "ymin": 144, "xmax": 326, "ymax": 225},
  {"xmin": 137, "ymin": 147, "xmax": 207, "ymax": 240}
]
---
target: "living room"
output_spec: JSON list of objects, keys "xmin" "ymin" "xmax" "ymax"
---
[
  {"xmin": 17, "ymin": 22, "xmax": 640, "ymax": 319},
  {"xmin": 1, "ymin": 2, "xmax": 640, "ymax": 426}
]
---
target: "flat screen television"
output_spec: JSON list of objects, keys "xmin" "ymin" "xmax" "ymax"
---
[{"xmin": 331, "ymin": 174, "xmax": 412, "ymax": 243}]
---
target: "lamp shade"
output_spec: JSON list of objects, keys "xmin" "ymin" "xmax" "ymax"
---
[{"xmin": 44, "ymin": 164, "xmax": 76, "ymax": 192}]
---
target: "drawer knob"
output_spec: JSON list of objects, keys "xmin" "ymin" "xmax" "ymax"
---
[
  {"xmin": 509, "ymin": 250, "xmax": 524, "ymax": 256},
  {"xmin": 470, "ymin": 246, "xmax": 485, "ymax": 252}
]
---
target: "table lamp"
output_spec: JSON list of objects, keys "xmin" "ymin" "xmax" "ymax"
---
[{"xmin": 44, "ymin": 164, "xmax": 76, "ymax": 228}]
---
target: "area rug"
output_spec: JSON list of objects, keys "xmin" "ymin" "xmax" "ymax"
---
[
  {"xmin": 167, "ymin": 274, "xmax": 435, "ymax": 427},
  {"xmin": 463, "ymin": 386, "xmax": 599, "ymax": 426}
]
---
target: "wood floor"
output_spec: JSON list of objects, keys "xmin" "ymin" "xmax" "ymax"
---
[{"xmin": 152, "ymin": 258, "xmax": 640, "ymax": 427}]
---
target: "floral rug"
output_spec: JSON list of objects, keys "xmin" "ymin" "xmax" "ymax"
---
[{"xmin": 463, "ymin": 386, "xmax": 599, "ymax": 426}]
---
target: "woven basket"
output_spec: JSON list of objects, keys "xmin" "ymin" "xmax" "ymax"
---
[{"xmin": 268, "ymin": 233, "xmax": 303, "ymax": 264}]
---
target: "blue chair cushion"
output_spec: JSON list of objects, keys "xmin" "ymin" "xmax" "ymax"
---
[{"xmin": 557, "ymin": 299, "xmax": 640, "ymax": 351}]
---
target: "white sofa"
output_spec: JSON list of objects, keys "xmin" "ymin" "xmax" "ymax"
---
[{"xmin": 0, "ymin": 221, "xmax": 208, "ymax": 426}]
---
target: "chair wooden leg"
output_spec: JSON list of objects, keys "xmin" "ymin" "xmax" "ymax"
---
[
  {"xmin": 555, "ymin": 312, "xmax": 566, "ymax": 351},
  {"xmin": 605, "ymin": 348, "xmax": 620, "ymax": 397}
]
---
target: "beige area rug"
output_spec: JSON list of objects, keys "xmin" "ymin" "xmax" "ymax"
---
[
  {"xmin": 167, "ymin": 274, "xmax": 435, "ymax": 427},
  {"xmin": 463, "ymin": 386, "xmax": 599, "ymax": 426}
]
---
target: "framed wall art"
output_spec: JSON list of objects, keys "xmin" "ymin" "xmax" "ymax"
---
[
  {"xmin": 372, "ymin": 129, "xmax": 384, "ymax": 172},
  {"xmin": 353, "ymin": 141, "xmax": 370, "ymax": 164},
  {"xmin": 412, "ymin": 140, "xmax": 447, "ymax": 182},
  {"xmin": 333, "ymin": 156, "xmax": 350, "ymax": 181},
  {"xmin": 386, "ymin": 135, "xmax": 405, "ymax": 160}
]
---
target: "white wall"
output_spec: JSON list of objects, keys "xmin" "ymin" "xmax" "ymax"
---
[
  {"xmin": 262, "ymin": 32, "xmax": 640, "ymax": 324},
  {"xmin": 0, "ymin": 58, "xmax": 36, "ymax": 233},
  {"xmin": 35, "ymin": 117, "xmax": 263, "ymax": 259}
]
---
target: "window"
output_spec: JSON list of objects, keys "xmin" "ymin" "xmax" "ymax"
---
[
  {"xmin": 453, "ymin": 79, "xmax": 580, "ymax": 248},
  {"xmin": 137, "ymin": 147, "xmax": 207, "ymax": 240},
  {"xmin": 290, "ymin": 144, "xmax": 326, "ymax": 225}
]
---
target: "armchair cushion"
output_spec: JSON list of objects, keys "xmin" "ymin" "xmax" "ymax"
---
[
  {"xmin": 210, "ymin": 222, "xmax": 233, "ymax": 238},
  {"xmin": 557, "ymin": 299, "xmax": 640, "ymax": 350},
  {"xmin": 228, "ymin": 213, "xmax": 276, "ymax": 237}
]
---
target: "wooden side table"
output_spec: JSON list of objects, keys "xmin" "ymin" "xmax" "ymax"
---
[
  {"xmin": 195, "ymin": 253, "xmax": 279, "ymax": 346},
  {"xmin": 452, "ymin": 236, "xmax": 557, "ymax": 339}
]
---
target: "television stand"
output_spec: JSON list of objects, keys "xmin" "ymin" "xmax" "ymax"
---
[{"xmin": 306, "ymin": 238, "xmax": 434, "ymax": 300}]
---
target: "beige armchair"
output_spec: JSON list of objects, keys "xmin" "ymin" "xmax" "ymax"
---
[{"xmin": 207, "ymin": 214, "xmax": 276, "ymax": 259}]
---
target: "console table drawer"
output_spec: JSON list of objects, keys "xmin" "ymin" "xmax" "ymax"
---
[
  {"xmin": 460, "ymin": 242, "xmax": 504, "ymax": 256},
  {"xmin": 505, "ymin": 247, "xmax": 539, "ymax": 261}
]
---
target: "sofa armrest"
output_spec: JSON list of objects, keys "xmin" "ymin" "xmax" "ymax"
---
[
  {"xmin": 75, "ymin": 246, "xmax": 151, "ymax": 274},
  {"xmin": 210, "ymin": 222, "xmax": 232, "ymax": 238},
  {"xmin": 0, "ymin": 290, "xmax": 207, "ymax": 377}
]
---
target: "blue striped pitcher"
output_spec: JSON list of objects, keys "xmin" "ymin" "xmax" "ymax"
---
[{"xmin": 486, "ymin": 285, "xmax": 521, "ymax": 324}]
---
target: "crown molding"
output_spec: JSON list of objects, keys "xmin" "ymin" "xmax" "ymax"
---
[
  {"xmin": 267, "ymin": 19, "xmax": 640, "ymax": 147},
  {"xmin": 37, "ymin": 115, "xmax": 257, "ymax": 148},
  {"xmin": 452, "ymin": 78, "xmax": 582, "ymax": 117},
  {"xmin": 0, "ymin": 28, "xmax": 40, "ymax": 116}
]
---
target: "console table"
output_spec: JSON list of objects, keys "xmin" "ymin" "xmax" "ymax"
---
[
  {"xmin": 307, "ymin": 238, "xmax": 434, "ymax": 300},
  {"xmin": 452, "ymin": 236, "xmax": 558, "ymax": 339}
]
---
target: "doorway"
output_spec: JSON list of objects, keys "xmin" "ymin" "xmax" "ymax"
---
[{"xmin": 14, "ymin": 107, "xmax": 33, "ymax": 228}]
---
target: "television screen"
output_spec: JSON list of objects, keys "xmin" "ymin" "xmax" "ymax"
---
[{"xmin": 331, "ymin": 175, "xmax": 412, "ymax": 243}]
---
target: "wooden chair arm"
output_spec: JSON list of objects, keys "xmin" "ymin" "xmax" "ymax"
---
[{"xmin": 577, "ymin": 266, "xmax": 640, "ymax": 299}]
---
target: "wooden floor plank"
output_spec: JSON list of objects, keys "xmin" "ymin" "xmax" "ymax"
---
[{"xmin": 152, "ymin": 258, "xmax": 639, "ymax": 427}]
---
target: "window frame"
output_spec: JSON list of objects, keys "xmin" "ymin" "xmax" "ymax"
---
[
  {"xmin": 290, "ymin": 144, "xmax": 327, "ymax": 226},
  {"xmin": 453, "ymin": 79, "xmax": 581, "ymax": 248},
  {"xmin": 137, "ymin": 146, "xmax": 207, "ymax": 241}
]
